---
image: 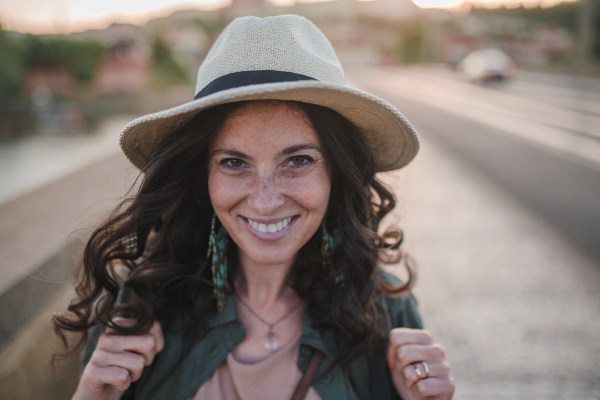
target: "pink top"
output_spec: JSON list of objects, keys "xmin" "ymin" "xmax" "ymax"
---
[{"xmin": 189, "ymin": 332, "xmax": 322, "ymax": 400}]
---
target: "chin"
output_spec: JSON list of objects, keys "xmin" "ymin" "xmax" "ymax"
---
[{"xmin": 241, "ymin": 245, "xmax": 299, "ymax": 266}]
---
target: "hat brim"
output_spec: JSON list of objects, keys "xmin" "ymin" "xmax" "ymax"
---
[{"xmin": 119, "ymin": 81, "xmax": 419, "ymax": 173}]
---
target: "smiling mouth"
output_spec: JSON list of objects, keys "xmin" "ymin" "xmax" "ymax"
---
[{"xmin": 245, "ymin": 217, "xmax": 294, "ymax": 233}]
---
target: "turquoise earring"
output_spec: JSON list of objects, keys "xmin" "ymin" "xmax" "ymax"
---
[
  {"xmin": 207, "ymin": 213, "xmax": 230, "ymax": 312},
  {"xmin": 321, "ymin": 219, "xmax": 343, "ymax": 284}
]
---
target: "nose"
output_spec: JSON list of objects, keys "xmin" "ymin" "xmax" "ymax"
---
[{"xmin": 247, "ymin": 172, "xmax": 285, "ymax": 216}]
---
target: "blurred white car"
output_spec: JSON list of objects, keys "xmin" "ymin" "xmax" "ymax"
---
[{"xmin": 457, "ymin": 49, "xmax": 516, "ymax": 82}]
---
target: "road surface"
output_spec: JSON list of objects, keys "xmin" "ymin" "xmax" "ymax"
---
[
  {"xmin": 348, "ymin": 66, "xmax": 600, "ymax": 262},
  {"xmin": 348, "ymin": 67, "xmax": 600, "ymax": 399}
]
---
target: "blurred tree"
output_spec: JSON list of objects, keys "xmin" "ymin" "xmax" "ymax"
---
[
  {"xmin": 472, "ymin": 0, "xmax": 600, "ymax": 60},
  {"xmin": 193, "ymin": 16, "xmax": 230, "ymax": 43},
  {"xmin": 0, "ymin": 24, "xmax": 25, "ymax": 101},
  {"xmin": 151, "ymin": 37, "xmax": 188, "ymax": 86},
  {"xmin": 71, "ymin": 41, "xmax": 107, "ymax": 82},
  {"xmin": 22, "ymin": 36, "xmax": 106, "ymax": 83},
  {"xmin": 402, "ymin": 24, "xmax": 425, "ymax": 63},
  {"xmin": 0, "ymin": 28, "xmax": 108, "ymax": 138},
  {"xmin": 382, "ymin": 22, "xmax": 426, "ymax": 64}
]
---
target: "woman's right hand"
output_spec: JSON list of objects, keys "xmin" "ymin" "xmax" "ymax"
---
[{"xmin": 72, "ymin": 318, "xmax": 165, "ymax": 400}]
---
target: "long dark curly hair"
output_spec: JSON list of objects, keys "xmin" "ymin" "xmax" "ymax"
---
[{"xmin": 53, "ymin": 100, "xmax": 416, "ymax": 375}]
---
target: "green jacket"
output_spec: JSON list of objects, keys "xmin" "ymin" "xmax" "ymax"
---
[{"xmin": 82, "ymin": 277, "xmax": 423, "ymax": 400}]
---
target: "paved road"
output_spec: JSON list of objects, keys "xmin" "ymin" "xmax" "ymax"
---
[
  {"xmin": 382, "ymin": 136, "xmax": 600, "ymax": 399},
  {"xmin": 0, "ymin": 117, "xmax": 131, "ymax": 207},
  {"xmin": 348, "ymin": 67, "xmax": 600, "ymax": 262},
  {"xmin": 0, "ymin": 116, "xmax": 138, "ymax": 357},
  {"xmin": 0, "ymin": 117, "xmax": 134, "ymax": 295},
  {"xmin": 348, "ymin": 67, "xmax": 600, "ymax": 399},
  {"xmin": 412, "ymin": 65, "xmax": 600, "ymax": 117}
]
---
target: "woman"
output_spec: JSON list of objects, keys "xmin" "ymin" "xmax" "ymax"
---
[{"xmin": 54, "ymin": 15, "xmax": 454, "ymax": 400}]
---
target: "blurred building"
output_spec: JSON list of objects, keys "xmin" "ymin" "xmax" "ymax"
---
[
  {"xmin": 438, "ymin": 12, "xmax": 575, "ymax": 68},
  {"xmin": 25, "ymin": 68, "xmax": 74, "ymax": 97},
  {"xmin": 74, "ymin": 24, "xmax": 152, "ymax": 95}
]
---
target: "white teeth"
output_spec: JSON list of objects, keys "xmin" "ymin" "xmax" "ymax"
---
[{"xmin": 247, "ymin": 217, "xmax": 293, "ymax": 233}]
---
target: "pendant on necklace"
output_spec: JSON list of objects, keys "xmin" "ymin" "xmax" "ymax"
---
[{"xmin": 265, "ymin": 331, "xmax": 277, "ymax": 351}]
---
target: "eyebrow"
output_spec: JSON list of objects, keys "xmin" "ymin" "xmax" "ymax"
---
[
  {"xmin": 211, "ymin": 149, "xmax": 251, "ymax": 159},
  {"xmin": 211, "ymin": 144, "xmax": 322, "ymax": 159},
  {"xmin": 278, "ymin": 144, "xmax": 322, "ymax": 157}
]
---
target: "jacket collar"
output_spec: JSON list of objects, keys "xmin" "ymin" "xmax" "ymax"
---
[
  {"xmin": 201, "ymin": 291, "xmax": 240, "ymax": 330},
  {"xmin": 139, "ymin": 292, "xmax": 348, "ymax": 400},
  {"xmin": 298, "ymin": 302, "xmax": 339, "ymax": 359}
]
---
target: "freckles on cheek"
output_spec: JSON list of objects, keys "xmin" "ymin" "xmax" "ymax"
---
[
  {"xmin": 208, "ymin": 174, "xmax": 250, "ymax": 210},
  {"xmin": 286, "ymin": 172, "xmax": 331, "ymax": 210}
]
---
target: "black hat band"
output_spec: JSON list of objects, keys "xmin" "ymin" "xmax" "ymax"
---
[{"xmin": 194, "ymin": 70, "xmax": 317, "ymax": 100}]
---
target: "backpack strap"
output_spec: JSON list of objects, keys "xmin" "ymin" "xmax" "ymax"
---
[{"xmin": 290, "ymin": 349, "xmax": 325, "ymax": 400}]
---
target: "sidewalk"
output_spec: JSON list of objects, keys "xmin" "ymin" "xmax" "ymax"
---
[
  {"xmin": 382, "ymin": 136, "xmax": 600, "ymax": 399},
  {"xmin": 0, "ymin": 116, "xmax": 131, "ymax": 207},
  {"xmin": 0, "ymin": 115, "xmax": 137, "ymax": 296},
  {"xmin": 0, "ymin": 151, "xmax": 137, "ymax": 398}
]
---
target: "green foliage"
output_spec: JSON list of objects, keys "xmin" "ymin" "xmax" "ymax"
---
[
  {"xmin": 0, "ymin": 27, "xmax": 25, "ymax": 99},
  {"xmin": 382, "ymin": 23, "xmax": 425, "ymax": 64},
  {"xmin": 151, "ymin": 37, "xmax": 188, "ymax": 86},
  {"xmin": 0, "ymin": 25, "xmax": 107, "ymax": 102},
  {"xmin": 22, "ymin": 35, "xmax": 106, "ymax": 82},
  {"xmin": 402, "ymin": 25, "xmax": 425, "ymax": 63},
  {"xmin": 472, "ymin": 3, "xmax": 580, "ymax": 32},
  {"xmin": 193, "ymin": 16, "xmax": 230, "ymax": 41},
  {"xmin": 472, "ymin": 0, "xmax": 600, "ymax": 59}
]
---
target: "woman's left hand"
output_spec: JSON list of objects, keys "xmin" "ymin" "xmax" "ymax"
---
[{"xmin": 387, "ymin": 328, "xmax": 455, "ymax": 400}]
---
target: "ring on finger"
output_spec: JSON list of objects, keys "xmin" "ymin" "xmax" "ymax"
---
[
  {"xmin": 413, "ymin": 362, "xmax": 429, "ymax": 380},
  {"xmin": 421, "ymin": 361, "xmax": 429, "ymax": 378},
  {"xmin": 413, "ymin": 363, "xmax": 422, "ymax": 379}
]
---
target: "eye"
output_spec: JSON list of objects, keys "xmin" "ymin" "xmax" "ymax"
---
[
  {"xmin": 223, "ymin": 158, "xmax": 245, "ymax": 167},
  {"xmin": 288, "ymin": 156, "xmax": 311, "ymax": 166}
]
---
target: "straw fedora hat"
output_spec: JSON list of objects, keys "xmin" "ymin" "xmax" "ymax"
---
[{"xmin": 119, "ymin": 14, "xmax": 419, "ymax": 172}]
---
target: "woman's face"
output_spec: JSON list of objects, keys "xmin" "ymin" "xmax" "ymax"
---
[{"xmin": 208, "ymin": 101, "xmax": 331, "ymax": 267}]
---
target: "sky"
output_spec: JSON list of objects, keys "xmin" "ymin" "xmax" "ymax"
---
[{"xmin": 0, "ymin": 0, "xmax": 574, "ymax": 34}]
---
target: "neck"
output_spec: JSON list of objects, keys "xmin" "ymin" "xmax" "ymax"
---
[
  {"xmin": 230, "ymin": 248, "xmax": 304, "ymax": 363},
  {"xmin": 235, "ymin": 250, "xmax": 297, "ymax": 308}
]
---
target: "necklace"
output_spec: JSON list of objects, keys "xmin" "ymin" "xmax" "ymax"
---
[{"xmin": 235, "ymin": 293, "xmax": 303, "ymax": 352}]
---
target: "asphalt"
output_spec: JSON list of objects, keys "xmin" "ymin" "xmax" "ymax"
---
[
  {"xmin": 349, "ymin": 67, "xmax": 600, "ymax": 263},
  {"xmin": 380, "ymin": 135, "xmax": 600, "ymax": 399},
  {"xmin": 0, "ymin": 150, "xmax": 137, "ymax": 350},
  {"xmin": 349, "ymin": 67, "xmax": 600, "ymax": 398}
]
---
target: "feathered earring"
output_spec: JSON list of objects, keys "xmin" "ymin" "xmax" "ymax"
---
[
  {"xmin": 207, "ymin": 213, "xmax": 230, "ymax": 312},
  {"xmin": 321, "ymin": 218, "xmax": 343, "ymax": 284}
]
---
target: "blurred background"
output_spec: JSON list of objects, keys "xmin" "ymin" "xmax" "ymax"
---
[{"xmin": 0, "ymin": 0, "xmax": 599, "ymax": 398}]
